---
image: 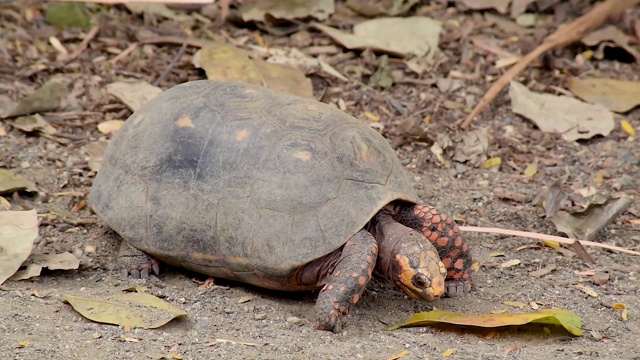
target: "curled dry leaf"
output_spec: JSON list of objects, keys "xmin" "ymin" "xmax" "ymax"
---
[
  {"xmin": 1, "ymin": 80, "xmax": 68, "ymax": 119},
  {"xmin": 0, "ymin": 169, "xmax": 38, "ymax": 195},
  {"xmin": 10, "ymin": 252, "xmax": 80, "ymax": 281},
  {"xmin": 0, "ymin": 210, "xmax": 38, "ymax": 285},
  {"xmin": 509, "ymin": 81, "xmax": 615, "ymax": 142},
  {"xmin": 459, "ymin": 0, "xmax": 511, "ymax": 14}
]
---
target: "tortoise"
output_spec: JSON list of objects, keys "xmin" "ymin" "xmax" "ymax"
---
[{"xmin": 89, "ymin": 80, "xmax": 474, "ymax": 333}]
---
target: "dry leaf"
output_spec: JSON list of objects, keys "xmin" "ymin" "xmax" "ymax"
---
[
  {"xmin": 581, "ymin": 25, "xmax": 639, "ymax": 61},
  {"xmin": 574, "ymin": 285, "xmax": 598, "ymax": 297},
  {"xmin": 1, "ymin": 80, "xmax": 68, "ymax": 118},
  {"xmin": 63, "ymin": 292, "xmax": 187, "ymax": 329},
  {"xmin": 569, "ymin": 77, "xmax": 640, "ymax": 113},
  {"xmin": 0, "ymin": 210, "xmax": 38, "ymax": 285},
  {"xmin": 12, "ymin": 114, "xmax": 57, "ymax": 135},
  {"xmin": 503, "ymin": 301, "xmax": 527, "ymax": 308},
  {"xmin": 550, "ymin": 196, "xmax": 633, "ymax": 241},
  {"xmin": 241, "ymin": 0, "xmax": 334, "ymax": 21},
  {"xmin": 10, "ymin": 252, "xmax": 80, "ymax": 281},
  {"xmin": 529, "ymin": 263, "xmax": 557, "ymax": 278},
  {"xmin": 460, "ymin": 0, "xmax": 511, "ymax": 14},
  {"xmin": 312, "ymin": 17, "xmax": 443, "ymax": 73},
  {"xmin": 509, "ymin": 81, "xmax": 615, "ymax": 142},
  {"xmin": 125, "ymin": 3, "xmax": 193, "ymax": 22},
  {"xmin": 83, "ymin": 141, "xmax": 109, "ymax": 172},
  {"xmin": 97, "ymin": 120, "xmax": 125, "ymax": 135},
  {"xmin": 620, "ymin": 120, "xmax": 635, "ymax": 136},
  {"xmin": 500, "ymin": 259, "xmax": 521, "ymax": 268},
  {"xmin": 0, "ymin": 169, "xmax": 38, "ymax": 195},
  {"xmin": 194, "ymin": 43, "xmax": 313, "ymax": 99},
  {"xmin": 389, "ymin": 308, "xmax": 583, "ymax": 336},
  {"xmin": 106, "ymin": 80, "xmax": 163, "ymax": 112},
  {"xmin": 386, "ymin": 350, "xmax": 409, "ymax": 360}
]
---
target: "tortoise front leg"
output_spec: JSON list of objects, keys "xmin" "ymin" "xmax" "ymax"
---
[
  {"xmin": 117, "ymin": 240, "xmax": 161, "ymax": 279},
  {"xmin": 388, "ymin": 203, "xmax": 474, "ymax": 296},
  {"xmin": 310, "ymin": 230, "xmax": 378, "ymax": 333}
]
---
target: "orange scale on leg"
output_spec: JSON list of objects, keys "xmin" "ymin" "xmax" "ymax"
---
[
  {"xmin": 432, "ymin": 215, "xmax": 441, "ymax": 224},
  {"xmin": 448, "ymin": 249, "xmax": 460, "ymax": 257},
  {"xmin": 436, "ymin": 237, "xmax": 449, "ymax": 247},
  {"xmin": 428, "ymin": 232, "xmax": 439, "ymax": 242},
  {"xmin": 454, "ymin": 236, "xmax": 463, "ymax": 247},
  {"xmin": 446, "ymin": 269, "xmax": 456, "ymax": 277},
  {"xmin": 441, "ymin": 257, "xmax": 452, "ymax": 268},
  {"xmin": 454, "ymin": 259, "xmax": 465, "ymax": 269}
]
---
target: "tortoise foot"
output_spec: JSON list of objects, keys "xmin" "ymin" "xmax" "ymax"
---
[
  {"xmin": 117, "ymin": 241, "xmax": 160, "ymax": 279},
  {"xmin": 389, "ymin": 203, "xmax": 475, "ymax": 296},
  {"xmin": 314, "ymin": 230, "xmax": 378, "ymax": 333}
]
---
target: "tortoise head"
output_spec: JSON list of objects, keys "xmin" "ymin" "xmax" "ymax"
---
[{"xmin": 391, "ymin": 240, "xmax": 446, "ymax": 302}]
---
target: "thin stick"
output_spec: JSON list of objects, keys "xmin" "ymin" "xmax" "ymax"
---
[
  {"xmin": 460, "ymin": 226, "xmax": 640, "ymax": 256},
  {"xmin": 461, "ymin": 0, "xmax": 640, "ymax": 129},
  {"xmin": 153, "ymin": 42, "xmax": 187, "ymax": 86},
  {"xmin": 50, "ymin": 0, "xmax": 213, "ymax": 3},
  {"xmin": 63, "ymin": 24, "xmax": 100, "ymax": 63},
  {"xmin": 110, "ymin": 42, "xmax": 139, "ymax": 64}
]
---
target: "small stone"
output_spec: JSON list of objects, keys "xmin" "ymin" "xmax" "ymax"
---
[
  {"xmin": 286, "ymin": 316, "xmax": 302, "ymax": 325},
  {"xmin": 223, "ymin": 308, "xmax": 234, "ymax": 314},
  {"xmin": 516, "ymin": 13, "xmax": 537, "ymax": 27},
  {"xmin": 255, "ymin": 313, "xmax": 267, "ymax": 320}
]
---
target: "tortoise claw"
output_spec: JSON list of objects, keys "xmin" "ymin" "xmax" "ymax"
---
[{"xmin": 445, "ymin": 280, "xmax": 473, "ymax": 297}]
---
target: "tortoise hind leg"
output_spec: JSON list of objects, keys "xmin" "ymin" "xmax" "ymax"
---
[
  {"xmin": 117, "ymin": 241, "xmax": 161, "ymax": 279},
  {"xmin": 388, "ymin": 203, "xmax": 475, "ymax": 297},
  {"xmin": 312, "ymin": 229, "xmax": 378, "ymax": 333}
]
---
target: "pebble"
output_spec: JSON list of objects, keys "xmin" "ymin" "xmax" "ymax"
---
[
  {"xmin": 223, "ymin": 308, "xmax": 234, "ymax": 314},
  {"xmin": 286, "ymin": 316, "xmax": 302, "ymax": 325},
  {"xmin": 255, "ymin": 313, "xmax": 267, "ymax": 320}
]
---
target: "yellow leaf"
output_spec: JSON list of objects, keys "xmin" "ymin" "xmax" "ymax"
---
[
  {"xmin": 388, "ymin": 308, "xmax": 583, "ymax": 336},
  {"xmin": 18, "ymin": 340, "xmax": 31, "ymax": 347},
  {"xmin": 523, "ymin": 163, "xmax": 538, "ymax": 177},
  {"xmin": 541, "ymin": 239, "xmax": 560, "ymax": 249},
  {"xmin": 364, "ymin": 111, "xmax": 380, "ymax": 122},
  {"xmin": 622, "ymin": 308, "xmax": 628, "ymax": 321},
  {"xmin": 574, "ymin": 285, "xmax": 598, "ymax": 298},
  {"xmin": 386, "ymin": 350, "xmax": 408, "ymax": 360},
  {"xmin": 442, "ymin": 349, "xmax": 454, "ymax": 357},
  {"xmin": 530, "ymin": 302, "xmax": 539, "ymax": 310},
  {"xmin": 63, "ymin": 293, "xmax": 187, "ymax": 329},
  {"xmin": 482, "ymin": 157, "xmax": 502, "ymax": 169},
  {"xmin": 490, "ymin": 252, "xmax": 506, "ymax": 257},
  {"xmin": 620, "ymin": 120, "xmax": 635, "ymax": 136},
  {"xmin": 581, "ymin": 50, "xmax": 594, "ymax": 60},
  {"xmin": 612, "ymin": 303, "xmax": 628, "ymax": 321},
  {"xmin": 503, "ymin": 301, "xmax": 527, "ymax": 309},
  {"xmin": 97, "ymin": 120, "xmax": 125, "ymax": 135}
]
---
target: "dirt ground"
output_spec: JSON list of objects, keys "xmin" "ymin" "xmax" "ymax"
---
[{"xmin": 1, "ymin": 1, "xmax": 640, "ymax": 359}]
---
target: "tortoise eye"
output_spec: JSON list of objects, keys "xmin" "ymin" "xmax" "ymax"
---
[{"xmin": 412, "ymin": 274, "xmax": 427, "ymax": 289}]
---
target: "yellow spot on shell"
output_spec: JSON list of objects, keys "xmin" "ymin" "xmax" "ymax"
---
[
  {"xmin": 293, "ymin": 150, "xmax": 311, "ymax": 161},
  {"xmin": 176, "ymin": 116, "xmax": 195, "ymax": 128},
  {"xmin": 236, "ymin": 128, "xmax": 249, "ymax": 141}
]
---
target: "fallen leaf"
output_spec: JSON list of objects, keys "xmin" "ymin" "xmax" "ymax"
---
[
  {"xmin": 1, "ymin": 80, "xmax": 68, "ymax": 119},
  {"xmin": 523, "ymin": 163, "xmax": 538, "ymax": 177},
  {"xmin": 581, "ymin": 25, "xmax": 639, "ymax": 61},
  {"xmin": 482, "ymin": 157, "xmax": 502, "ymax": 169},
  {"xmin": 18, "ymin": 340, "xmax": 31, "ymax": 347},
  {"xmin": 574, "ymin": 269, "xmax": 596, "ymax": 276},
  {"xmin": 611, "ymin": 303, "xmax": 627, "ymax": 321},
  {"xmin": 620, "ymin": 120, "xmax": 635, "ymax": 136},
  {"xmin": 63, "ymin": 292, "xmax": 187, "ymax": 329},
  {"xmin": 529, "ymin": 263, "xmax": 557, "ymax": 278},
  {"xmin": 194, "ymin": 43, "xmax": 313, "ymax": 99},
  {"xmin": 452, "ymin": 127, "xmax": 490, "ymax": 165},
  {"xmin": 9, "ymin": 252, "xmax": 80, "ymax": 281},
  {"xmin": 12, "ymin": 114, "xmax": 57, "ymax": 135},
  {"xmin": 541, "ymin": 239, "xmax": 560, "ymax": 249},
  {"xmin": 257, "ymin": 46, "xmax": 348, "ymax": 81},
  {"xmin": 0, "ymin": 169, "xmax": 38, "ymax": 195},
  {"xmin": 389, "ymin": 308, "xmax": 583, "ymax": 336},
  {"xmin": 503, "ymin": 301, "xmax": 527, "ymax": 308},
  {"xmin": 500, "ymin": 259, "xmax": 521, "ymax": 268},
  {"xmin": 312, "ymin": 17, "xmax": 443, "ymax": 73},
  {"xmin": 241, "ymin": 0, "xmax": 334, "ymax": 21},
  {"xmin": 490, "ymin": 252, "xmax": 506, "ymax": 257},
  {"xmin": 97, "ymin": 120, "xmax": 125, "ymax": 135},
  {"xmin": 0, "ymin": 210, "xmax": 38, "ymax": 285},
  {"xmin": 0, "ymin": 197, "xmax": 10, "ymax": 210},
  {"xmin": 106, "ymin": 80, "xmax": 163, "ymax": 112},
  {"xmin": 442, "ymin": 348, "xmax": 454, "ymax": 357},
  {"xmin": 369, "ymin": 55, "xmax": 393, "ymax": 89},
  {"xmin": 238, "ymin": 296, "xmax": 253, "ymax": 304},
  {"xmin": 212, "ymin": 338, "xmax": 258, "ymax": 346},
  {"xmin": 574, "ymin": 285, "xmax": 598, "ymax": 298},
  {"xmin": 550, "ymin": 196, "xmax": 633, "ymax": 241},
  {"xmin": 530, "ymin": 301, "xmax": 539, "ymax": 310},
  {"xmin": 569, "ymin": 77, "xmax": 640, "ymax": 113},
  {"xmin": 509, "ymin": 81, "xmax": 615, "ymax": 142},
  {"xmin": 44, "ymin": 2, "xmax": 92, "ymax": 30},
  {"xmin": 386, "ymin": 349, "xmax": 409, "ymax": 360},
  {"xmin": 83, "ymin": 141, "xmax": 109, "ymax": 172}
]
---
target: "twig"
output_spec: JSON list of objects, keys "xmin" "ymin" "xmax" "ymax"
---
[
  {"xmin": 63, "ymin": 24, "xmax": 100, "ymax": 63},
  {"xmin": 110, "ymin": 42, "xmax": 139, "ymax": 64},
  {"xmin": 459, "ymin": 226, "xmax": 640, "ymax": 256},
  {"xmin": 153, "ymin": 42, "xmax": 187, "ymax": 86},
  {"xmin": 461, "ymin": 0, "xmax": 640, "ymax": 129},
  {"xmin": 51, "ymin": 0, "xmax": 213, "ymax": 3}
]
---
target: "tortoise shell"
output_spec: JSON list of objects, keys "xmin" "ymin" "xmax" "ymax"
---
[{"xmin": 89, "ymin": 80, "xmax": 418, "ymax": 290}]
